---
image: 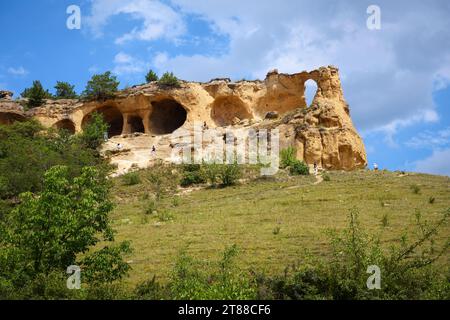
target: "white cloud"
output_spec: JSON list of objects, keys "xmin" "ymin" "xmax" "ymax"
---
[
  {"xmin": 86, "ymin": 0, "xmax": 186, "ymax": 44},
  {"xmin": 157, "ymin": 0, "xmax": 450, "ymax": 135},
  {"xmin": 85, "ymin": 0, "xmax": 450, "ymax": 137},
  {"xmin": 414, "ymin": 148, "xmax": 450, "ymax": 176},
  {"xmin": 7, "ymin": 66, "xmax": 28, "ymax": 76},
  {"xmin": 406, "ymin": 127, "xmax": 450, "ymax": 149},
  {"xmin": 113, "ymin": 52, "xmax": 148, "ymax": 75}
]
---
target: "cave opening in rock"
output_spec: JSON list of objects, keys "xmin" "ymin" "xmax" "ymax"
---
[
  {"xmin": 149, "ymin": 99, "xmax": 187, "ymax": 135},
  {"xmin": 53, "ymin": 119, "xmax": 75, "ymax": 134},
  {"xmin": 304, "ymin": 79, "xmax": 318, "ymax": 107},
  {"xmin": 128, "ymin": 115, "xmax": 145, "ymax": 133},
  {"xmin": 0, "ymin": 113, "xmax": 25, "ymax": 125},
  {"xmin": 211, "ymin": 96, "xmax": 252, "ymax": 127},
  {"xmin": 82, "ymin": 106, "xmax": 124, "ymax": 137}
]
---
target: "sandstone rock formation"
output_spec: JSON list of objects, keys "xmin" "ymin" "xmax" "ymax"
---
[{"xmin": 0, "ymin": 66, "xmax": 367, "ymax": 172}]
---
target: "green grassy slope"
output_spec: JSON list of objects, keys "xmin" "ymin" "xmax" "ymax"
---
[{"xmin": 108, "ymin": 169, "xmax": 450, "ymax": 287}]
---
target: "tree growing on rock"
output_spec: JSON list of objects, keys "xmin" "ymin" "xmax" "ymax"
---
[
  {"xmin": 54, "ymin": 81, "xmax": 78, "ymax": 99},
  {"xmin": 82, "ymin": 71, "xmax": 119, "ymax": 101},
  {"xmin": 20, "ymin": 80, "xmax": 52, "ymax": 109},
  {"xmin": 158, "ymin": 72, "xmax": 180, "ymax": 87},
  {"xmin": 145, "ymin": 69, "xmax": 159, "ymax": 83}
]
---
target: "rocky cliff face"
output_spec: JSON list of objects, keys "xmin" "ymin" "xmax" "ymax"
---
[{"xmin": 0, "ymin": 66, "xmax": 367, "ymax": 171}]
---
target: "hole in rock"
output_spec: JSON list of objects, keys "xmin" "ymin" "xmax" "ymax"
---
[
  {"xmin": 82, "ymin": 106, "xmax": 124, "ymax": 137},
  {"xmin": 211, "ymin": 96, "xmax": 252, "ymax": 127},
  {"xmin": 149, "ymin": 99, "xmax": 187, "ymax": 135}
]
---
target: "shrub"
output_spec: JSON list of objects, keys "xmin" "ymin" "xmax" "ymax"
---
[
  {"xmin": 323, "ymin": 174, "xmax": 331, "ymax": 181},
  {"xmin": 145, "ymin": 70, "xmax": 159, "ymax": 83},
  {"xmin": 158, "ymin": 72, "xmax": 180, "ymax": 87},
  {"xmin": 290, "ymin": 160, "xmax": 309, "ymax": 175},
  {"xmin": 143, "ymin": 199, "xmax": 157, "ymax": 215},
  {"xmin": 54, "ymin": 81, "xmax": 78, "ymax": 99},
  {"xmin": 0, "ymin": 166, "xmax": 131, "ymax": 295},
  {"xmin": 78, "ymin": 112, "xmax": 109, "ymax": 150},
  {"xmin": 21, "ymin": 80, "xmax": 52, "ymax": 109},
  {"xmin": 157, "ymin": 210, "xmax": 174, "ymax": 222},
  {"xmin": 410, "ymin": 184, "xmax": 421, "ymax": 194},
  {"xmin": 122, "ymin": 172, "xmax": 141, "ymax": 186},
  {"xmin": 168, "ymin": 245, "xmax": 257, "ymax": 299},
  {"xmin": 258, "ymin": 207, "xmax": 450, "ymax": 300},
  {"xmin": 381, "ymin": 213, "xmax": 389, "ymax": 227},
  {"xmin": 280, "ymin": 147, "xmax": 297, "ymax": 169},
  {"xmin": 429, "ymin": 196, "xmax": 435, "ymax": 204},
  {"xmin": 217, "ymin": 162, "xmax": 241, "ymax": 186},
  {"xmin": 82, "ymin": 71, "xmax": 119, "ymax": 100},
  {"xmin": 180, "ymin": 171, "xmax": 205, "ymax": 187}
]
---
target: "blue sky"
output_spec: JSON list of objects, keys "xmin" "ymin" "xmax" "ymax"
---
[{"xmin": 1, "ymin": 0, "xmax": 449, "ymax": 175}]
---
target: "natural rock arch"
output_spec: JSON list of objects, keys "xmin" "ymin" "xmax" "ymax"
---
[
  {"xmin": 211, "ymin": 96, "xmax": 252, "ymax": 127},
  {"xmin": 53, "ymin": 119, "xmax": 75, "ymax": 134},
  {"xmin": 82, "ymin": 106, "xmax": 124, "ymax": 137},
  {"xmin": 0, "ymin": 112, "xmax": 25, "ymax": 125},
  {"xmin": 149, "ymin": 99, "xmax": 187, "ymax": 135},
  {"xmin": 304, "ymin": 79, "xmax": 318, "ymax": 107}
]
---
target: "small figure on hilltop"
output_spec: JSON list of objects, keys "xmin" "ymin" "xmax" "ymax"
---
[
  {"xmin": 151, "ymin": 145, "xmax": 156, "ymax": 157},
  {"xmin": 116, "ymin": 143, "xmax": 123, "ymax": 151},
  {"xmin": 103, "ymin": 131, "xmax": 109, "ymax": 142},
  {"xmin": 313, "ymin": 162, "xmax": 318, "ymax": 176},
  {"xmin": 202, "ymin": 121, "xmax": 209, "ymax": 130},
  {"xmin": 373, "ymin": 163, "xmax": 378, "ymax": 171}
]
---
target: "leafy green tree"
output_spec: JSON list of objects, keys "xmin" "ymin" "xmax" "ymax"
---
[
  {"xmin": 54, "ymin": 81, "xmax": 78, "ymax": 99},
  {"xmin": 78, "ymin": 112, "xmax": 109, "ymax": 150},
  {"xmin": 145, "ymin": 69, "xmax": 159, "ymax": 83},
  {"xmin": 158, "ymin": 72, "xmax": 180, "ymax": 87},
  {"xmin": 0, "ymin": 165, "xmax": 131, "ymax": 293},
  {"xmin": 0, "ymin": 119, "xmax": 104, "ymax": 199},
  {"xmin": 20, "ymin": 80, "xmax": 52, "ymax": 108},
  {"xmin": 82, "ymin": 71, "xmax": 119, "ymax": 100}
]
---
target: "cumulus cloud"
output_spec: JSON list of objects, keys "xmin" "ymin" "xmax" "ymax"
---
[
  {"xmin": 85, "ymin": 0, "xmax": 450, "ymax": 137},
  {"xmin": 414, "ymin": 148, "xmax": 450, "ymax": 176},
  {"xmin": 161, "ymin": 0, "xmax": 450, "ymax": 134},
  {"xmin": 113, "ymin": 52, "xmax": 148, "ymax": 75},
  {"xmin": 7, "ymin": 66, "xmax": 28, "ymax": 76},
  {"xmin": 406, "ymin": 127, "xmax": 450, "ymax": 149},
  {"xmin": 85, "ymin": 0, "xmax": 186, "ymax": 43}
]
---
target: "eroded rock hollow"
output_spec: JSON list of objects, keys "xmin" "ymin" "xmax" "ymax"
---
[{"xmin": 0, "ymin": 66, "xmax": 367, "ymax": 171}]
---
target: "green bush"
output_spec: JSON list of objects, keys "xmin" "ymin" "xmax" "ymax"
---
[
  {"xmin": 217, "ymin": 162, "xmax": 241, "ymax": 186},
  {"xmin": 78, "ymin": 112, "xmax": 109, "ymax": 150},
  {"xmin": 289, "ymin": 160, "xmax": 309, "ymax": 175},
  {"xmin": 143, "ymin": 199, "xmax": 157, "ymax": 215},
  {"xmin": 180, "ymin": 171, "xmax": 205, "ymax": 187},
  {"xmin": 257, "ymin": 207, "xmax": 450, "ymax": 300},
  {"xmin": 0, "ymin": 166, "xmax": 131, "ymax": 297},
  {"xmin": 168, "ymin": 245, "xmax": 256, "ymax": 299},
  {"xmin": 122, "ymin": 172, "xmax": 141, "ymax": 186},
  {"xmin": 82, "ymin": 71, "xmax": 119, "ymax": 100},
  {"xmin": 158, "ymin": 72, "xmax": 180, "ymax": 87},
  {"xmin": 280, "ymin": 147, "xmax": 297, "ymax": 169},
  {"xmin": 323, "ymin": 174, "xmax": 331, "ymax": 181},
  {"xmin": 410, "ymin": 184, "xmax": 421, "ymax": 194},
  {"xmin": 145, "ymin": 69, "xmax": 159, "ymax": 83}
]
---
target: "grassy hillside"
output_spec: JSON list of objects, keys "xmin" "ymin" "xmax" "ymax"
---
[{"xmin": 108, "ymin": 168, "xmax": 450, "ymax": 288}]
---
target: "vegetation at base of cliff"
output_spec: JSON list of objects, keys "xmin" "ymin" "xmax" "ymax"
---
[
  {"xmin": 0, "ymin": 118, "xmax": 448, "ymax": 299},
  {"xmin": 0, "ymin": 117, "xmax": 110, "ymax": 200}
]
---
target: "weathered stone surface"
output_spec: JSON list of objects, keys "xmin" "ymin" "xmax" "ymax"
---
[{"xmin": 0, "ymin": 66, "xmax": 367, "ymax": 171}]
